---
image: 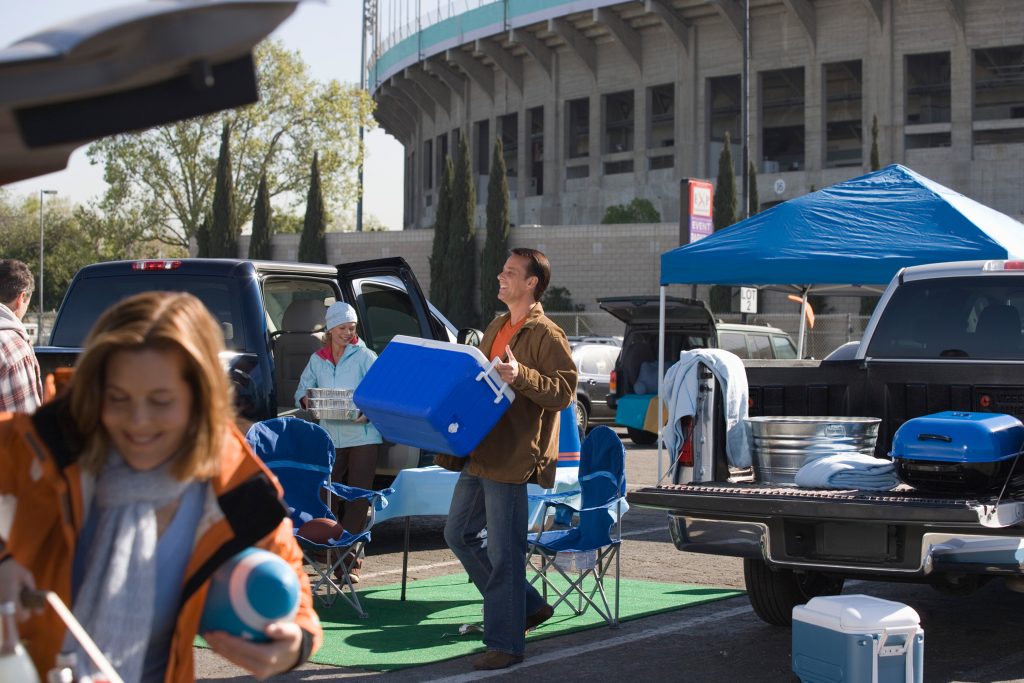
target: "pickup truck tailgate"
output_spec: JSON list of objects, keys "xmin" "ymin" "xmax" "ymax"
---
[{"xmin": 628, "ymin": 483, "xmax": 1024, "ymax": 576}]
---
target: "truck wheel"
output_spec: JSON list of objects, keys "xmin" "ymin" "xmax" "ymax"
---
[
  {"xmin": 627, "ymin": 427, "xmax": 658, "ymax": 446},
  {"xmin": 743, "ymin": 558, "xmax": 844, "ymax": 626}
]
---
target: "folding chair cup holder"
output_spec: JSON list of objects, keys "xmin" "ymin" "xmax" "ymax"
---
[
  {"xmin": 245, "ymin": 417, "xmax": 392, "ymax": 618},
  {"xmin": 526, "ymin": 426, "xmax": 627, "ymax": 628}
]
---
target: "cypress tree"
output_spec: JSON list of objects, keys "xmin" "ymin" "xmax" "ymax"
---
[
  {"xmin": 480, "ymin": 136, "xmax": 510, "ymax": 325},
  {"xmin": 429, "ymin": 154, "xmax": 455, "ymax": 313},
  {"xmin": 299, "ymin": 151, "xmax": 327, "ymax": 263},
  {"xmin": 747, "ymin": 160, "xmax": 760, "ymax": 216},
  {"xmin": 870, "ymin": 114, "xmax": 880, "ymax": 171},
  {"xmin": 447, "ymin": 135, "xmax": 477, "ymax": 329},
  {"xmin": 195, "ymin": 213, "xmax": 211, "ymax": 257},
  {"xmin": 710, "ymin": 132, "xmax": 738, "ymax": 313},
  {"xmin": 713, "ymin": 131, "xmax": 738, "ymax": 231},
  {"xmin": 248, "ymin": 173, "xmax": 272, "ymax": 260},
  {"xmin": 210, "ymin": 122, "xmax": 236, "ymax": 257}
]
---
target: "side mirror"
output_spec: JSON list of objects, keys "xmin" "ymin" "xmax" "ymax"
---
[{"xmin": 457, "ymin": 328, "xmax": 483, "ymax": 346}]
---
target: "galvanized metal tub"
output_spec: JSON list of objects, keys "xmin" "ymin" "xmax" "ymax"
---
[{"xmin": 747, "ymin": 416, "xmax": 882, "ymax": 485}]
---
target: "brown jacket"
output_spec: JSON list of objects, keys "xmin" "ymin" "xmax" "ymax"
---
[
  {"xmin": 0, "ymin": 400, "xmax": 322, "ymax": 681},
  {"xmin": 436, "ymin": 303, "xmax": 577, "ymax": 487}
]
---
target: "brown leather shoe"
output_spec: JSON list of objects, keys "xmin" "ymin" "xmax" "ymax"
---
[
  {"xmin": 526, "ymin": 603, "xmax": 555, "ymax": 631},
  {"xmin": 473, "ymin": 651, "xmax": 524, "ymax": 670}
]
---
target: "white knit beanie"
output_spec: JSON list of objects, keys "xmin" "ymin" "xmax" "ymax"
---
[{"xmin": 325, "ymin": 301, "xmax": 358, "ymax": 330}]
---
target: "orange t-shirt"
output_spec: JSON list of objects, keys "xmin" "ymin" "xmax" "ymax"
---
[{"xmin": 489, "ymin": 316, "xmax": 527, "ymax": 361}]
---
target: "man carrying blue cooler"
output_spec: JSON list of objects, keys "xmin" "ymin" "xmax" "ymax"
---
[{"xmin": 435, "ymin": 248, "xmax": 577, "ymax": 671}]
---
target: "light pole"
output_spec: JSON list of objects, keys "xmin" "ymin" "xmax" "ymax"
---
[{"xmin": 38, "ymin": 189, "xmax": 56, "ymax": 344}]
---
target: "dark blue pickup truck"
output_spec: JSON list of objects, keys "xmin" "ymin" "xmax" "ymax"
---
[{"xmin": 36, "ymin": 257, "xmax": 477, "ymax": 483}]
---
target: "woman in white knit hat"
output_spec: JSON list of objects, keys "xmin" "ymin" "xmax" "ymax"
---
[{"xmin": 295, "ymin": 301, "xmax": 382, "ymax": 580}]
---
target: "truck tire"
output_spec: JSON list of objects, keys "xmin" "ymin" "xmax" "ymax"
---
[
  {"xmin": 743, "ymin": 558, "xmax": 844, "ymax": 626},
  {"xmin": 627, "ymin": 427, "xmax": 658, "ymax": 446}
]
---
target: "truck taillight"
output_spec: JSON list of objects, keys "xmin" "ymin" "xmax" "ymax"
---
[
  {"xmin": 132, "ymin": 260, "xmax": 182, "ymax": 271},
  {"xmin": 609, "ymin": 370, "xmax": 616, "ymax": 393},
  {"xmin": 983, "ymin": 260, "xmax": 1024, "ymax": 271},
  {"xmin": 677, "ymin": 416, "xmax": 694, "ymax": 467}
]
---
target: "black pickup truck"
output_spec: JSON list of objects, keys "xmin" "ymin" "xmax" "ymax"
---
[
  {"xmin": 36, "ymin": 257, "xmax": 477, "ymax": 483},
  {"xmin": 627, "ymin": 259, "xmax": 1024, "ymax": 625}
]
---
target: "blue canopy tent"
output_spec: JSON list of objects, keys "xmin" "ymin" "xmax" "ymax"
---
[
  {"xmin": 662, "ymin": 164, "xmax": 1024, "ymax": 293},
  {"xmin": 652, "ymin": 164, "xmax": 1024, "ymax": 478}
]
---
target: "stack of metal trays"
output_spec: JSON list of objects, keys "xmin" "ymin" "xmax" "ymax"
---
[{"xmin": 306, "ymin": 387, "xmax": 360, "ymax": 421}]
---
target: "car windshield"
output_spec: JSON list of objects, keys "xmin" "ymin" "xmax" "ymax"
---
[{"xmin": 866, "ymin": 275, "xmax": 1024, "ymax": 359}]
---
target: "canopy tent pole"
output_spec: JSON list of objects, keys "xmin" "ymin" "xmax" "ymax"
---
[
  {"xmin": 657, "ymin": 286, "xmax": 666, "ymax": 482},
  {"xmin": 796, "ymin": 287, "xmax": 809, "ymax": 358}
]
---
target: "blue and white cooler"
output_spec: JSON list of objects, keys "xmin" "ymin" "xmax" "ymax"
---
[
  {"xmin": 792, "ymin": 594, "xmax": 923, "ymax": 683},
  {"xmin": 353, "ymin": 335, "xmax": 515, "ymax": 457}
]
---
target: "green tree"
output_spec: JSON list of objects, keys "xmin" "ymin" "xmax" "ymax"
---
[
  {"xmin": 870, "ymin": 114, "xmax": 880, "ymax": 171},
  {"xmin": 209, "ymin": 122, "xmax": 236, "ymax": 258},
  {"xmin": 274, "ymin": 214, "xmax": 304, "ymax": 234},
  {"xmin": 447, "ymin": 136, "xmax": 477, "ymax": 329},
  {"xmin": 195, "ymin": 214, "xmax": 211, "ymax": 257},
  {"xmin": 480, "ymin": 137, "xmax": 510, "ymax": 325},
  {"xmin": 747, "ymin": 160, "xmax": 760, "ymax": 216},
  {"xmin": 601, "ymin": 198, "xmax": 661, "ymax": 224},
  {"xmin": 713, "ymin": 132, "xmax": 738, "ymax": 230},
  {"xmin": 541, "ymin": 286, "xmax": 575, "ymax": 311},
  {"xmin": 430, "ymin": 155, "xmax": 455, "ymax": 314},
  {"xmin": 710, "ymin": 132, "xmax": 739, "ymax": 312},
  {"xmin": 87, "ymin": 40, "xmax": 375, "ymax": 252},
  {"xmin": 362, "ymin": 214, "xmax": 389, "ymax": 232},
  {"xmin": 0, "ymin": 194, "xmax": 128, "ymax": 312},
  {"xmin": 248, "ymin": 173, "xmax": 272, "ymax": 260},
  {"xmin": 299, "ymin": 152, "xmax": 327, "ymax": 263}
]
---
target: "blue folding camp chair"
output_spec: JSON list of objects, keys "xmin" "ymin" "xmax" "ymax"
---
[
  {"xmin": 526, "ymin": 425, "xmax": 627, "ymax": 627},
  {"xmin": 246, "ymin": 416, "xmax": 392, "ymax": 617}
]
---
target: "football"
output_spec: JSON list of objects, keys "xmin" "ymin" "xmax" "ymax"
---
[
  {"xmin": 199, "ymin": 548, "xmax": 300, "ymax": 641},
  {"xmin": 297, "ymin": 517, "xmax": 344, "ymax": 544}
]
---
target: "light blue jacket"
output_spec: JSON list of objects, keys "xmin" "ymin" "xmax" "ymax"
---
[{"xmin": 295, "ymin": 342, "xmax": 383, "ymax": 448}]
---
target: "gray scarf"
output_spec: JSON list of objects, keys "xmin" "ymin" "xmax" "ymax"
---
[{"xmin": 65, "ymin": 451, "xmax": 191, "ymax": 683}]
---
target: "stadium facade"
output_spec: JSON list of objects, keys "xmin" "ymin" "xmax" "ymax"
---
[{"xmin": 366, "ymin": 0, "xmax": 1024, "ymax": 230}]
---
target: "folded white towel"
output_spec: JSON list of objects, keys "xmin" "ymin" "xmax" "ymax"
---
[{"xmin": 795, "ymin": 452, "xmax": 899, "ymax": 491}]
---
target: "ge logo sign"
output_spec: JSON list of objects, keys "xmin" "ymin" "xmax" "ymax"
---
[{"xmin": 691, "ymin": 185, "xmax": 712, "ymax": 217}]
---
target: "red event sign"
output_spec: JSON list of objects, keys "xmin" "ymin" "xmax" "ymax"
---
[{"xmin": 687, "ymin": 179, "xmax": 714, "ymax": 243}]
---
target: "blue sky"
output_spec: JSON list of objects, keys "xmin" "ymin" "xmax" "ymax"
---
[{"xmin": 0, "ymin": 0, "xmax": 406, "ymax": 230}]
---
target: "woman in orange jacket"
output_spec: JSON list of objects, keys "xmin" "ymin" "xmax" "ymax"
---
[{"xmin": 0, "ymin": 291, "xmax": 322, "ymax": 682}]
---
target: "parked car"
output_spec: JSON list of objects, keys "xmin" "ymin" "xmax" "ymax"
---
[
  {"xmin": 599, "ymin": 296, "xmax": 718, "ymax": 445},
  {"xmin": 567, "ymin": 335, "xmax": 623, "ymax": 347},
  {"xmin": 570, "ymin": 341, "xmax": 621, "ymax": 432},
  {"xmin": 715, "ymin": 322, "xmax": 798, "ymax": 359}
]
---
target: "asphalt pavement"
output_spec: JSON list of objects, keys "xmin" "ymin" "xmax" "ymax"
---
[{"xmin": 196, "ymin": 428, "xmax": 1024, "ymax": 682}]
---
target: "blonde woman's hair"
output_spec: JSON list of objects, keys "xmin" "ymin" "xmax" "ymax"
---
[{"xmin": 69, "ymin": 291, "xmax": 233, "ymax": 480}]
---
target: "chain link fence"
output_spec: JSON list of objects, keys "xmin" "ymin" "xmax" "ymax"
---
[{"xmin": 546, "ymin": 310, "xmax": 872, "ymax": 359}]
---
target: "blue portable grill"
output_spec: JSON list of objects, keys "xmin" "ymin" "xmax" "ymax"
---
[{"xmin": 891, "ymin": 411, "xmax": 1024, "ymax": 496}]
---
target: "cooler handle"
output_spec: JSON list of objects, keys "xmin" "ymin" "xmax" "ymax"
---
[
  {"xmin": 476, "ymin": 357, "xmax": 514, "ymax": 404},
  {"xmin": 870, "ymin": 626, "xmax": 921, "ymax": 683},
  {"xmin": 916, "ymin": 433, "xmax": 952, "ymax": 442}
]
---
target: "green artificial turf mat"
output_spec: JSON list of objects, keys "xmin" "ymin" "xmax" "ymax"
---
[{"xmin": 305, "ymin": 573, "xmax": 744, "ymax": 671}]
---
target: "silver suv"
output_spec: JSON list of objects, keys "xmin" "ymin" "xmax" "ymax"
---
[{"xmin": 716, "ymin": 323, "xmax": 797, "ymax": 359}]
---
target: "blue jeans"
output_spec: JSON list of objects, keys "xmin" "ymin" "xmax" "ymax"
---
[{"xmin": 444, "ymin": 470, "xmax": 548, "ymax": 656}]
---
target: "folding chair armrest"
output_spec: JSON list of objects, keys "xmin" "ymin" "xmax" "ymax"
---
[
  {"xmin": 577, "ymin": 495, "xmax": 628, "ymax": 513},
  {"xmin": 527, "ymin": 489, "xmax": 580, "ymax": 503},
  {"xmin": 324, "ymin": 481, "xmax": 393, "ymax": 502},
  {"xmin": 541, "ymin": 500, "xmax": 581, "ymax": 515}
]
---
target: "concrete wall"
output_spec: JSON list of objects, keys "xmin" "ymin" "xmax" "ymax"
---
[{"xmin": 238, "ymin": 223, "xmax": 867, "ymax": 319}]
